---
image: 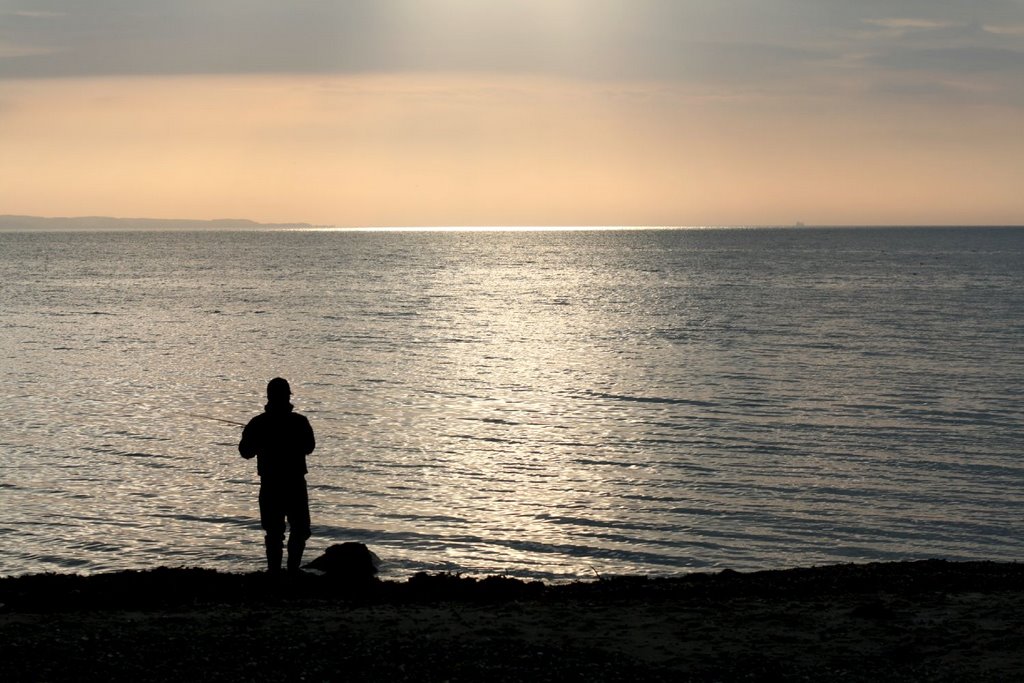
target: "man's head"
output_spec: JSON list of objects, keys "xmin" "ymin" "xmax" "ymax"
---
[{"xmin": 267, "ymin": 377, "xmax": 292, "ymax": 402}]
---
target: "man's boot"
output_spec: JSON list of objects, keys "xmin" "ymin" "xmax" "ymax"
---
[
  {"xmin": 287, "ymin": 538, "xmax": 305, "ymax": 574},
  {"xmin": 265, "ymin": 540, "xmax": 283, "ymax": 574}
]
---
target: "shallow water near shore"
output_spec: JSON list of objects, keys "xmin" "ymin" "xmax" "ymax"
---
[{"xmin": 1, "ymin": 226, "xmax": 1022, "ymax": 579}]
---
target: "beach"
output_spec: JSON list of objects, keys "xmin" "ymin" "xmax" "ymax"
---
[{"xmin": 2, "ymin": 560, "xmax": 1022, "ymax": 681}]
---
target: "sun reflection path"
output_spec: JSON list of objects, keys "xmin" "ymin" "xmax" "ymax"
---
[{"xmin": 293, "ymin": 225, "xmax": 692, "ymax": 233}]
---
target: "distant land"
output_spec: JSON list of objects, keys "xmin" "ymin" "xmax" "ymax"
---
[{"xmin": 0, "ymin": 215, "xmax": 315, "ymax": 231}]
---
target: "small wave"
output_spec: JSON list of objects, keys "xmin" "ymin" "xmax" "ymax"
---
[
  {"xmin": 461, "ymin": 416, "xmax": 520, "ymax": 426},
  {"xmin": 153, "ymin": 513, "xmax": 252, "ymax": 526},
  {"xmin": 571, "ymin": 457, "xmax": 653, "ymax": 468},
  {"xmin": 445, "ymin": 433, "xmax": 524, "ymax": 445},
  {"xmin": 81, "ymin": 446, "xmax": 172, "ymax": 460},
  {"xmin": 578, "ymin": 390, "xmax": 717, "ymax": 408},
  {"xmin": 899, "ymin": 407, "xmax": 1018, "ymax": 427},
  {"xmin": 372, "ymin": 310, "xmax": 419, "ymax": 318},
  {"xmin": 378, "ymin": 511, "xmax": 469, "ymax": 525},
  {"xmin": 67, "ymin": 540, "xmax": 122, "ymax": 552},
  {"xmin": 23, "ymin": 554, "xmax": 93, "ymax": 569},
  {"xmin": 534, "ymin": 513, "xmax": 680, "ymax": 534},
  {"xmin": 106, "ymin": 430, "xmax": 171, "ymax": 442}
]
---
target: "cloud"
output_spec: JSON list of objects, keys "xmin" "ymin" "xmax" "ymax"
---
[
  {"xmin": 0, "ymin": 1, "xmax": 929, "ymax": 82},
  {"xmin": 0, "ymin": 10, "xmax": 66, "ymax": 18},
  {"xmin": 864, "ymin": 18, "xmax": 959, "ymax": 31},
  {"xmin": 1, "ymin": 1, "xmax": 1022, "ymax": 110},
  {"xmin": 872, "ymin": 46, "xmax": 1024, "ymax": 74},
  {"xmin": 984, "ymin": 23, "xmax": 1024, "ymax": 36},
  {"xmin": 0, "ymin": 41, "xmax": 60, "ymax": 58}
]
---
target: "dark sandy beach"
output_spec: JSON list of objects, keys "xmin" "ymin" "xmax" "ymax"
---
[{"xmin": 2, "ymin": 560, "xmax": 1022, "ymax": 681}]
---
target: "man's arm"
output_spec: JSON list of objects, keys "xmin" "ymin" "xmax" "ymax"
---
[
  {"xmin": 238, "ymin": 419, "xmax": 258, "ymax": 459},
  {"xmin": 301, "ymin": 416, "xmax": 316, "ymax": 456}
]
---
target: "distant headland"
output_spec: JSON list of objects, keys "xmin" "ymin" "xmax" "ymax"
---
[{"xmin": 0, "ymin": 215, "xmax": 316, "ymax": 232}]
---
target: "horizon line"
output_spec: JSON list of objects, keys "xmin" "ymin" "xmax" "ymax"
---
[
  {"xmin": 4, "ymin": 225, "xmax": 1024, "ymax": 234},
  {"xmin": 2, "ymin": 215, "xmax": 1023, "ymax": 233}
]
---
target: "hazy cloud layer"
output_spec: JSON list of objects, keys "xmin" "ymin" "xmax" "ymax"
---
[{"xmin": 2, "ymin": 1, "xmax": 1022, "ymax": 92}]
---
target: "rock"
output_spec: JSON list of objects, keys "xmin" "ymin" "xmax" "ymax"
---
[{"xmin": 304, "ymin": 543, "xmax": 381, "ymax": 581}]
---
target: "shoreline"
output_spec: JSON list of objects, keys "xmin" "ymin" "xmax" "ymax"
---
[{"xmin": 2, "ymin": 559, "xmax": 1023, "ymax": 680}]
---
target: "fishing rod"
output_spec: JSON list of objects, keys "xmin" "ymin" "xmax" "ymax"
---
[{"xmin": 184, "ymin": 412, "xmax": 247, "ymax": 427}]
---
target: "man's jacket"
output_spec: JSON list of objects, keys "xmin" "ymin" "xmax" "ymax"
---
[{"xmin": 239, "ymin": 402, "xmax": 315, "ymax": 479}]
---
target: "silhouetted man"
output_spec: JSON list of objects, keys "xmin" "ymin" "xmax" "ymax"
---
[{"xmin": 239, "ymin": 377, "xmax": 316, "ymax": 574}]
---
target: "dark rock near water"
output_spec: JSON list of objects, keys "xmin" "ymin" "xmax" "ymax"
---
[{"xmin": 304, "ymin": 542, "xmax": 381, "ymax": 581}]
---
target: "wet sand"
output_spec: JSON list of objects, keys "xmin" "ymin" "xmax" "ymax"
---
[{"xmin": 2, "ymin": 560, "xmax": 1022, "ymax": 681}]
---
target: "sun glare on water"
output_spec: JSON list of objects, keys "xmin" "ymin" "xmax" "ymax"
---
[{"xmin": 297, "ymin": 225, "xmax": 686, "ymax": 233}]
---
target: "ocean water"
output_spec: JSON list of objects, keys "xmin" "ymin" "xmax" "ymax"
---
[{"xmin": 1, "ymin": 227, "xmax": 1022, "ymax": 580}]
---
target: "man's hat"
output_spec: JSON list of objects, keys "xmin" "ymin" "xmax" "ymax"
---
[{"xmin": 267, "ymin": 377, "xmax": 292, "ymax": 396}]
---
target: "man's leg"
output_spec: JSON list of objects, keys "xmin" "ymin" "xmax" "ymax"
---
[
  {"xmin": 259, "ymin": 484, "xmax": 286, "ymax": 573},
  {"xmin": 285, "ymin": 478, "xmax": 311, "ymax": 573}
]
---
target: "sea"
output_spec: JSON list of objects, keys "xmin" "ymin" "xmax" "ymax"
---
[{"xmin": 1, "ymin": 226, "xmax": 1022, "ymax": 580}]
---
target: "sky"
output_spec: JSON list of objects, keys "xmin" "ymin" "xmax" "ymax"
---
[{"xmin": 1, "ymin": 0, "xmax": 1023, "ymax": 226}]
